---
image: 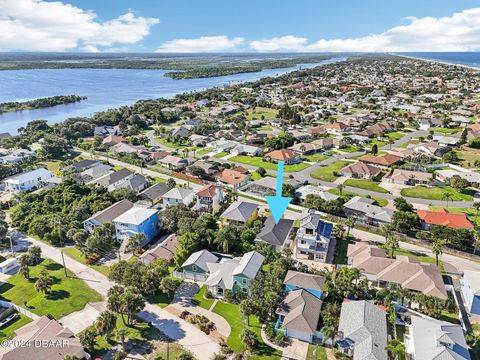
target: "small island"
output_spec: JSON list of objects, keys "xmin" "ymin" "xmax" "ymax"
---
[{"xmin": 0, "ymin": 95, "xmax": 87, "ymax": 113}]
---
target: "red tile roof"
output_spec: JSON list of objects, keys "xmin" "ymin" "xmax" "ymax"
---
[
  {"xmin": 196, "ymin": 184, "xmax": 219, "ymax": 198},
  {"xmin": 265, "ymin": 149, "xmax": 299, "ymax": 161},
  {"xmin": 417, "ymin": 208, "xmax": 474, "ymax": 230},
  {"xmin": 218, "ymin": 169, "xmax": 248, "ymax": 185}
]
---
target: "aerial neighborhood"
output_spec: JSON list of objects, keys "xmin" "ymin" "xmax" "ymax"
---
[{"xmin": 1, "ymin": 55, "xmax": 480, "ymax": 360}]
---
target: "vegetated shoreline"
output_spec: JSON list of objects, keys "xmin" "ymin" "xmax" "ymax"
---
[
  {"xmin": 0, "ymin": 95, "xmax": 87, "ymax": 114},
  {"xmin": 0, "ymin": 55, "xmax": 334, "ymax": 79}
]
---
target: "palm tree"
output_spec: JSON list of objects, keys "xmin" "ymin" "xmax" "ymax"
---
[
  {"xmin": 336, "ymin": 183, "xmax": 344, "ymax": 196},
  {"xmin": 345, "ymin": 217, "xmax": 355, "ymax": 240},
  {"xmin": 333, "ymin": 223, "xmax": 346, "ymax": 241},
  {"xmin": 34, "ymin": 270, "xmax": 53, "ymax": 294},
  {"xmin": 114, "ymin": 327, "xmax": 129, "ymax": 349},
  {"xmin": 442, "ymin": 193, "xmax": 453, "ymax": 210},
  {"xmin": 388, "ymin": 138, "xmax": 395, "ymax": 150},
  {"xmin": 473, "ymin": 226, "xmax": 480, "ymax": 255},
  {"xmin": 432, "ymin": 238, "xmax": 446, "ymax": 267},
  {"xmin": 95, "ymin": 310, "xmax": 116, "ymax": 338},
  {"xmin": 386, "ymin": 339, "xmax": 406, "ymax": 359},
  {"xmin": 18, "ymin": 254, "xmax": 31, "ymax": 279}
]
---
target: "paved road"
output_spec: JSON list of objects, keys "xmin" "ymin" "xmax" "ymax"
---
[{"xmin": 10, "ymin": 231, "xmax": 220, "ymax": 360}]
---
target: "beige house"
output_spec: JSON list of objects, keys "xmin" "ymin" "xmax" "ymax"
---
[{"xmin": 388, "ymin": 169, "xmax": 432, "ymax": 185}]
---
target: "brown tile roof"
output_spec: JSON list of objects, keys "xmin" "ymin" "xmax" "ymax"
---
[
  {"xmin": 265, "ymin": 149, "xmax": 299, "ymax": 161},
  {"xmin": 340, "ymin": 162, "xmax": 382, "ymax": 177},
  {"xmin": 217, "ymin": 169, "xmax": 248, "ymax": 185},
  {"xmin": 348, "ymin": 243, "xmax": 447, "ymax": 300},
  {"xmin": 359, "ymin": 154, "xmax": 402, "ymax": 166}
]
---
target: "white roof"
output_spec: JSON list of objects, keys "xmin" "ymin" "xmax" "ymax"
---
[
  {"xmin": 162, "ymin": 187, "xmax": 194, "ymax": 200},
  {"xmin": 113, "ymin": 207, "xmax": 157, "ymax": 225},
  {"xmin": 182, "ymin": 250, "xmax": 218, "ymax": 271},
  {"xmin": 3, "ymin": 168, "xmax": 52, "ymax": 184},
  {"xmin": 464, "ymin": 270, "xmax": 480, "ymax": 296},
  {"xmin": 232, "ymin": 251, "xmax": 265, "ymax": 279}
]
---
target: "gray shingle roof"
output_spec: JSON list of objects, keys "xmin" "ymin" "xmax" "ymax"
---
[
  {"xmin": 182, "ymin": 250, "xmax": 219, "ymax": 272},
  {"xmin": 220, "ymin": 201, "xmax": 258, "ymax": 223},
  {"xmin": 256, "ymin": 217, "xmax": 294, "ymax": 247},
  {"xmin": 84, "ymin": 199, "xmax": 134, "ymax": 226},
  {"xmin": 283, "ymin": 271, "xmax": 325, "ymax": 292},
  {"xmin": 338, "ymin": 300, "xmax": 388, "ymax": 360}
]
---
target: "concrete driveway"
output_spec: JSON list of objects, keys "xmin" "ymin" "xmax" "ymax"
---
[{"xmin": 282, "ymin": 338, "xmax": 309, "ymax": 360}]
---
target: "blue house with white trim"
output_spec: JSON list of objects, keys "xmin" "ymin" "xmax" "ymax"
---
[
  {"xmin": 283, "ymin": 270, "xmax": 325, "ymax": 299},
  {"xmin": 461, "ymin": 270, "xmax": 480, "ymax": 315},
  {"xmin": 112, "ymin": 207, "xmax": 159, "ymax": 245}
]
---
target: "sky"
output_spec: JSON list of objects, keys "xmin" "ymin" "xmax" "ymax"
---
[{"xmin": 1, "ymin": 0, "xmax": 480, "ymax": 52}]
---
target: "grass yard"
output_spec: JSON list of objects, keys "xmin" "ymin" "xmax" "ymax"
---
[
  {"xmin": 306, "ymin": 344, "xmax": 328, "ymax": 360},
  {"xmin": 246, "ymin": 107, "xmax": 278, "ymax": 120},
  {"xmin": 328, "ymin": 188, "xmax": 389, "ymax": 207},
  {"xmin": 430, "ymin": 206, "xmax": 480, "ymax": 226},
  {"xmin": 157, "ymin": 138, "xmax": 190, "ymax": 149},
  {"xmin": 344, "ymin": 179, "xmax": 389, "ymax": 193},
  {"xmin": 63, "ymin": 247, "xmax": 111, "ymax": 276},
  {"xmin": 393, "ymin": 249, "xmax": 445, "ymax": 273},
  {"xmin": 433, "ymin": 127, "xmax": 462, "ymax": 135},
  {"xmin": 369, "ymin": 139, "xmax": 387, "ymax": 148},
  {"xmin": 192, "ymin": 285, "xmax": 215, "ymax": 310},
  {"xmin": 38, "ymin": 160, "xmax": 62, "ymax": 175},
  {"xmin": 212, "ymin": 301, "xmax": 281, "ymax": 359},
  {"xmin": 197, "ymin": 147, "xmax": 213, "ymax": 155},
  {"xmin": 310, "ymin": 160, "xmax": 350, "ymax": 182},
  {"xmin": 400, "ymin": 185, "xmax": 473, "ymax": 201},
  {"xmin": 385, "ymin": 132, "xmax": 406, "ymax": 140},
  {"xmin": 213, "ymin": 151, "xmax": 229, "ymax": 158},
  {"xmin": 304, "ymin": 153, "xmax": 330, "ymax": 163},
  {"xmin": 340, "ymin": 144, "xmax": 361, "ymax": 153},
  {"xmin": 254, "ymin": 126, "xmax": 273, "ymax": 131},
  {"xmin": 334, "ymin": 236, "xmax": 355, "ymax": 265},
  {"xmin": 0, "ymin": 314, "xmax": 32, "ymax": 340},
  {"xmin": 458, "ymin": 146, "xmax": 480, "ymax": 167},
  {"xmin": 0, "ymin": 259, "xmax": 103, "ymax": 319},
  {"xmin": 230, "ymin": 156, "xmax": 310, "ymax": 172}
]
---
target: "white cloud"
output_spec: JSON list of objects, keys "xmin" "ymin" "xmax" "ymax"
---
[
  {"xmin": 0, "ymin": 0, "xmax": 159, "ymax": 51},
  {"xmin": 250, "ymin": 36, "xmax": 308, "ymax": 52},
  {"xmin": 156, "ymin": 35, "xmax": 244, "ymax": 53},
  {"xmin": 249, "ymin": 8, "xmax": 480, "ymax": 52}
]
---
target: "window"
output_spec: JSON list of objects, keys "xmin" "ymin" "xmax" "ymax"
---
[
  {"xmin": 192, "ymin": 265, "xmax": 197, "ymax": 272},
  {"xmin": 242, "ymin": 278, "xmax": 247, "ymax": 284}
]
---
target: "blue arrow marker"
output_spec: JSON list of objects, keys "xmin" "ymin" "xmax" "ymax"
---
[{"xmin": 265, "ymin": 161, "xmax": 292, "ymax": 224}]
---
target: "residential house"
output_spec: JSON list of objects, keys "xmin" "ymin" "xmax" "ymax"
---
[
  {"xmin": 80, "ymin": 163, "xmax": 112, "ymax": 182},
  {"xmin": 139, "ymin": 234, "xmax": 179, "ymax": 264},
  {"xmin": 137, "ymin": 183, "xmax": 170, "ymax": 208},
  {"xmin": 389, "ymin": 169, "xmax": 432, "ymax": 185},
  {"xmin": 312, "ymin": 137, "xmax": 346, "ymax": 149},
  {"xmin": 2, "ymin": 168, "xmax": 53, "ymax": 193},
  {"xmin": 110, "ymin": 142, "xmax": 139, "ymax": 154},
  {"xmin": 247, "ymin": 132, "xmax": 271, "ymax": 145},
  {"xmin": 283, "ymin": 270, "xmax": 325, "ymax": 299},
  {"xmin": 339, "ymin": 162, "xmax": 382, "ymax": 180},
  {"xmin": 405, "ymin": 315, "xmax": 471, "ymax": 360},
  {"xmin": 137, "ymin": 150, "xmax": 168, "ymax": 164},
  {"xmin": 217, "ymin": 168, "xmax": 250, "ymax": 191},
  {"xmin": 0, "ymin": 316, "xmax": 87, "ymax": 360},
  {"xmin": 194, "ymin": 185, "xmax": 224, "ymax": 213},
  {"xmin": 417, "ymin": 208, "xmax": 474, "ymax": 230},
  {"xmin": 295, "ymin": 209, "xmax": 333, "ymax": 262},
  {"xmin": 247, "ymin": 176, "xmax": 304, "ymax": 196},
  {"xmin": 230, "ymin": 144, "xmax": 262, "ymax": 156},
  {"xmin": 189, "ymin": 161, "xmax": 220, "ymax": 176},
  {"xmin": 347, "ymin": 243, "xmax": 448, "ymax": 299},
  {"xmin": 0, "ymin": 149, "xmax": 34, "ymax": 164},
  {"xmin": 190, "ymin": 134, "xmax": 209, "ymax": 146},
  {"xmin": 343, "ymin": 196, "xmax": 393, "ymax": 225},
  {"xmin": 169, "ymin": 126, "xmax": 190, "ymax": 139},
  {"xmin": 324, "ymin": 122, "xmax": 349, "ymax": 135},
  {"xmin": 337, "ymin": 300, "xmax": 388, "ymax": 360},
  {"xmin": 94, "ymin": 169, "xmax": 133, "ymax": 191},
  {"xmin": 113, "ymin": 207, "xmax": 159, "ymax": 244},
  {"xmin": 94, "ymin": 125, "xmax": 121, "ymax": 137},
  {"xmin": 219, "ymin": 201, "xmax": 258, "ymax": 225},
  {"xmin": 275, "ymin": 287, "xmax": 323, "ymax": 343},
  {"xmin": 204, "ymin": 251, "xmax": 265, "ymax": 297},
  {"xmin": 461, "ymin": 270, "xmax": 480, "ymax": 315},
  {"xmin": 433, "ymin": 135, "xmax": 460, "ymax": 146},
  {"xmin": 115, "ymin": 174, "xmax": 149, "ymax": 193},
  {"xmin": 83, "ymin": 199, "xmax": 134, "ymax": 233},
  {"xmin": 436, "ymin": 169, "xmax": 480, "ymax": 185},
  {"xmin": 359, "ymin": 154, "xmax": 402, "ymax": 169},
  {"xmin": 157, "ymin": 155, "xmax": 188, "ymax": 171},
  {"xmin": 255, "ymin": 217, "xmax": 295, "ymax": 252},
  {"xmin": 180, "ymin": 249, "xmax": 219, "ymax": 281},
  {"xmin": 102, "ymin": 134, "xmax": 125, "ymax": 147},
  {"xmin": 162, "ymin": 187, "xmax": 194, "ymax": 207},
  {"xmin": 289, "ymin": 142, "xmax": 321, "ymax": 155},
  {"xmin": 294, "ymin": 185, "xmax": 339, "ymax": 202},
  {"xmin": 264, "ymin": 149, "xmax": 302, "ymax": 165},
  {"xmin": 208, "ymin": 140, "xmax": 239, "ymax": 152},
  {"xmin": 66, "ymin": 159, "xmax": 99, "ymax": 172},
  {"xmin": 408, "ymin": 143, "xmax": 450, "ymax": 158}
]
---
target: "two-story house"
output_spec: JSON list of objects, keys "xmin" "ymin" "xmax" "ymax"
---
[
  {"xmin": 112, "ymin": 207, "xmax": 159, "ymax": 244},
  {"xmin": 461, "ymin": 270, "xmax": 480, "ymax": 315},
  {"xmin": 2, "ymin": 168, "xmax": 53, "ymax": 193},
  {"xmin": 162, "ymin": 187, "xmax": 195, "ymax": 208},
  {"xmin": 194, "ymin": 185, "xmax": 224, "ymax": 214},
  {"xmin": 295, "ymin": 209, "xmax": 333, "ymax": 262},
  {"xmin": 83, "ymin": 199, "xmax": 134, "ymax": 233}
]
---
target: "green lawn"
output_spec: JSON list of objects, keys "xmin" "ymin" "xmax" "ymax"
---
[
  {"xmin": 213, "ymin": 151, "xmax": 229, "ymax": 158},
  {"xmin": 246, "ymin": 107, "xmax": 278, "ymax": 120},
  {"xmin": 400, "ymin": 186, "xmax": 473, "ymax": 201},
  {"xmin": 458, "ymin": 146, "xmax": 480, "ymax": 167},
  {"xmin": 197, "ymin": 147, "xmax": 213, "ymax": 155},
  {"xmin": 0, "ymin": 259, "xmax": 103, "ymax": 319},
  {"xmin": 212, "ymin": 301, "xmax": 281, "ymax": 359},
  {"xmin": 340, "ymin": 144, "xmax": 361, "ymax": 153},
  {"xmin": 38, "ymin": 161, "xmax": 62, "ymax": 175},
  {"xmin": 192, "ymin": 286, "xmax": 215, "ymax": 310},
  {"xmin": 344, "ymin": 179, "xmax": 389, "ymax": 193},
  {"xmin": 385, "ymin": 132, "xmax": 406, "ymax": 140},
  {"xmin": 369, "ymin": 139, "xmax": 387, "ymax": 148},
  {"xmin": 304, "ymin": 153, "xmax": 329, "ymax": 163},
  {"xmin": 430, "ymin": 206, "xmax": 480, "ymax": 226},
  {"xmin": 328, "ymin": 188, "xmax": 389, "ymax": 207},
  {"xmin": 334, "ymin": 236, "xmax": 355, "ymax": 265},
  {"xmin": 157, "ymin": 138, "xmax": 190, "ymax": 149},
  {"xmin": 230, "ymin": 156, "xmax": 310, "ymax": 172},
  {"xmin": 63, "ymin": 247, "xmax": 111, "ymax": 276},
  {"xmin": 310, "ymin": 160, "xmax": 350, "ymax": 182},
  {"xmin": 0, "ymin": 314, "xmax": 32, "ymax": 340},
  {"xmin": 307, "ymin": 344, "xmax": 328, "ymax": 360},
  {"xmin": 433, "ymin": 127, "xmax": 462, "ymax": 135},
  {"xmin": 254, "ymin": 126, "xmax": 273, "ymax": 131}
]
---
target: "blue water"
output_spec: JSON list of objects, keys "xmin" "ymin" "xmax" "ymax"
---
[
  {"xmin": 399, "ymin": 52, "xmax": 480, "ymax": 69},
  {"xmin": 0, "ymin": 57, "xmax": 344, "ymax": 134}
]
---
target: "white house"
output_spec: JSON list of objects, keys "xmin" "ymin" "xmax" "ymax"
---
[
  {"xmin": 2, "ymin": 168, "xmax": 53, "ymax": 193},
  {"xmin": 162, "ymin": 187, "xmax": 195, "ymax": 208}
]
